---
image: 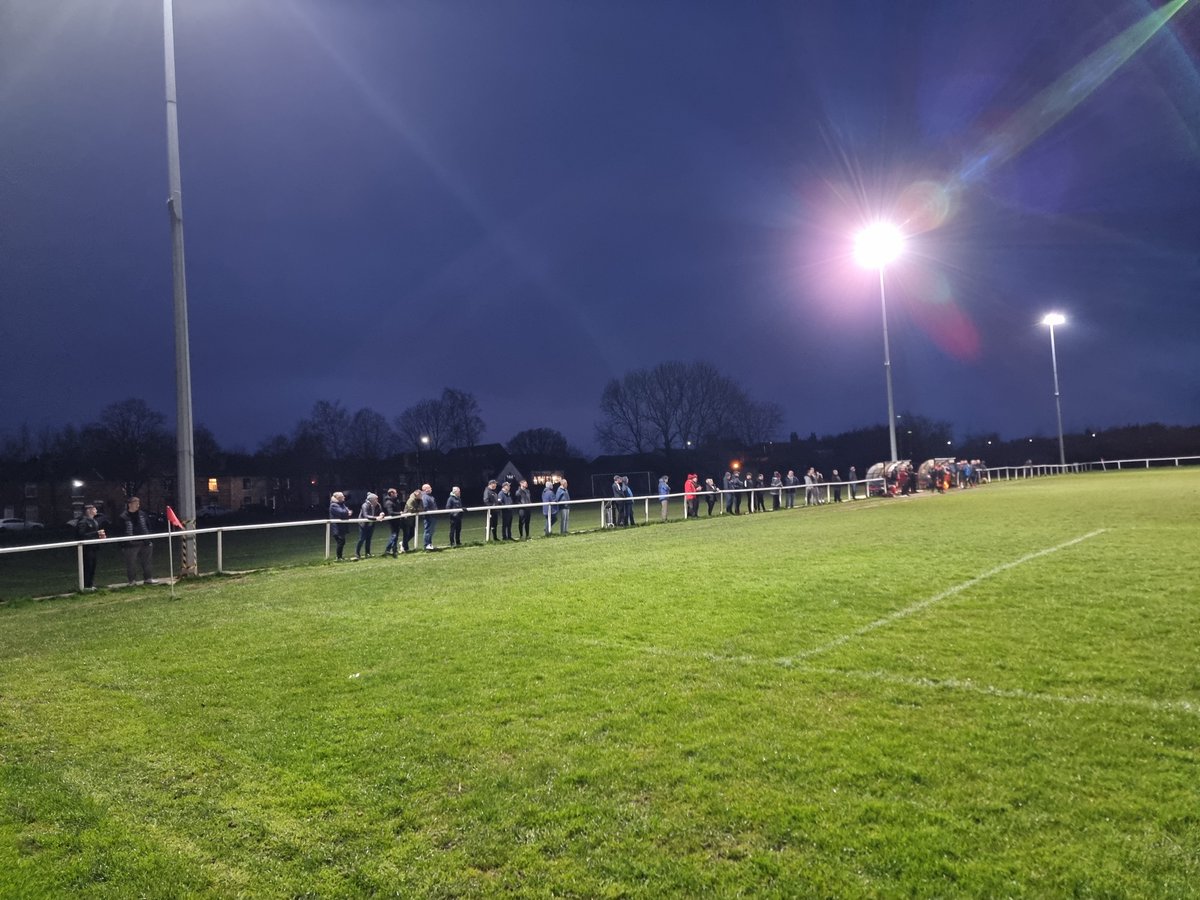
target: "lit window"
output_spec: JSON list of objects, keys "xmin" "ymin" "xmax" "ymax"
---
[{"xmin": 207, "ymin": 478, "xmax": 218, "ymax": 492}]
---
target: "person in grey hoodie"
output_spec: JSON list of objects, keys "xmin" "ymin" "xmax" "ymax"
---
[{"xmin": 356, "ymin": 492, "xmax": 383, "ymax": 559}]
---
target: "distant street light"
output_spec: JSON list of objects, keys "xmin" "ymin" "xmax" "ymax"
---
[
  {"xmin": 1041, "ymin": 313, "xmax": 1067, "ymax": 467},
  {"xmin": 854, "ymin": 222, "xmax": 905, "ymax": 462}
]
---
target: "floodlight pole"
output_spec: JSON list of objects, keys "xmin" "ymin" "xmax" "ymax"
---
[
  {"xmin": 879, "ymin": 268, "xmax": 899, "ymax": 463},
  {"xmin": 1047, "ymin": 320, "xmax": 1066, "ymax": 468},
  {"xmin": 164, "ymin": 0, "xmax": 197, "ymax": 575}
]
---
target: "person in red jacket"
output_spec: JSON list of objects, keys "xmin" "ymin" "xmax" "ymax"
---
[{"xmin": 684, "ymin": 474, "xmax": 699, "ymax": 519}]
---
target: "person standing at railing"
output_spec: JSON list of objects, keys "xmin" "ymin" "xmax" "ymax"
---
[
  {"xmin": 483, "ymin": 479, "xmax": 500, "ymax": 541},
  {"xmin": 542, "ymin": 481, "xmax": 556, "ymax": 536},
  {"xmin": 516, "ymin": 479, "xmax": 532, "ymax": 540},
  {"xmin": 658, "ymin": 475, "xmax": 670, "ymax": 521},
  {"xmin": 612, "ymin": 475, "xmax": 627, "ymax": 526},
  {"xmin": 755, "ymin": 473, "xmax": 767, "ymax": 511},
  {"xmin": 785, "ymin": 469, "xmax": 799, "ymax": 508},
  {"xmin": 804, "ymin": 469, "xmax": 817, "ymax": 506},
  {"xmin": 622, "ymin": 476, "xmax": 635, "ymax": 526},
  {"xmin": 831, "ymin": 470, "xmax": 843, "ymax": 503},
  {"xmin": 684, "ymin": 474, "xmax": 698, "ymax": 519},
  {"xmin": 770, "ymin": 471, "xmax": 783, "ymax": 510},
  {"xmin": 722, "ymin": 471, "xmax": 734, "ymax": 514},
  {"xmin": 355, "ymin": 492, "xmax": 384, "ymax": 559},
  {"xmin": 402, "ymin": 489, "xmax": 422, "ymax": 552},
  {"xmin": 555, "ymin": 478, "xmax": 571, "ymax": 534},
  {"xmin": 119, "ymin": 496, "xmax": 158, "ymax": 584},
  {"xmin": 704, "ymin": 478, "xmax": 719, "ymax": 516},
  {"xmin": 848, "ymin": 466, "xmax": 858, "ymax": 500},
  {"xmin": 445, "ymin": 486, "xmax": 464, "ymax": 547},
  {"xmin": 420, "ymin": 484, "xmax": 438, "ymax": 550},
  {"xmin": 382, "ymin": 488, "xmax": 403, "ymax": 557},
  {"xmin": 497, "ymin": 481, "xmax": 515, "ymax": 541},
  {"xmin": 75, "ymin": 503, "xmax": 106, "ymax": 591},
  {"xmin": 329, "ymin": 492, "xmax": 352, "ymax": 561}
]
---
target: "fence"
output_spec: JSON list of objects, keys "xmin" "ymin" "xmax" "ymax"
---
[{"xmin": 2, "ymin": 455, "xmax": 1197, "ymax": 601}]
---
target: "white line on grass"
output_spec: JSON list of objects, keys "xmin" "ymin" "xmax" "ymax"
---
[
  {"xmin": 787, "ymin": 528, "xmax": 1108, "ymax": 663},
  {"xmin": 573, "ymin": 637, "xmax": 1199, "ymax": 717}
]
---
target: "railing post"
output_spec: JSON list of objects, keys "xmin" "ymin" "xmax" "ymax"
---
[
  {"xmin": 325, "ymin": 523, "xmax": 331, "ymax": 560},
  {"xmin": 217, "ymin": 529, "xmax": 224, "ymax": 574},
  {"xmin": 485, "ymin": 509, "xmax": 491, "ymax": 542},
  {"xmin": 77, "ymin": 543, "xmax": 85, "ymax": 592}
]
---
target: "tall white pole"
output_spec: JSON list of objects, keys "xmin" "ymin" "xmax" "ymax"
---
[
  {"xmin": 879, "ymin": 268, "xmax": 899, "ymax": 463},
  {"xmin": 1048, "ymin": 323, "xmax": 1066, "ymax": 467},
  {"xmin": 164, "ymin": 0, "xmax": 197, "ymax": 575}
]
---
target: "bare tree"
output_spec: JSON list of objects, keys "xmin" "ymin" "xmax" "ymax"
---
[
  {"xmin": 442, "ymin": 388, "xmax": 485, "ymax": 448},
  {"xmin": 347, "ymin": 408, "xmax": 397, "ymax": 461},
  {"xmin": 395, "ymin": 388, "xmax": 486, "ymax": 451},
  {"xmin": 395, "ymin": 398, "xmax": 452, "ymax": 452},
  {"xmin": 86, "ymin": 398, "xmax": 172, "ymax": 493},
  {"xmin": 735, "ymin": 399, "xmax": 784, "ymax": 446},
  {"xmin": 595, "ymin": 361, "xmax": 752, "ymax": 453},
  {"xmin": 507, "ymin": 427, "xmax": 580, "ymax": 458},
  {"xmin": 296, "ymin": 400, "xmax": 351, "ymax": 461}
]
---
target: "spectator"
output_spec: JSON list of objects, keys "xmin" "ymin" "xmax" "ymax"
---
[
  {"xmin": 328, "ymin": 492, "xmax": 352, "ymax": 561},
  {"xmin": 555, "ymin": 478, "xmax": 571, "ymax": 534},
  {"xmin": 483, "ymin": 479, "xmax": 500, "ymax": 542},
  {"xmin": 804, "ymin": 469, "xmax": 817, "ymax": 506},
  {"xmin": 445, "ymin": 486, "xmax": 464, "ymax": 547},
  {"xmin": 785, "ymin": 469, "xmax": 799, "ymax": 508},
  {"xmin": 831, "ymin": 470, "xmax": 842, "ymax": 503},
  {"xmin": 684, "ymin": 474, "xmax": 699, "ymax": 519},
  {"xmin": 498, "ymin": 481, "xmax": 515, "ymax": 541},
  {"xmin": 622, "ymin": 476, "xmax": 635, "ymax": 526},
  {"xmin": 658, "ymin": 475, "xmax": 670, "ymax": 521},
  {"xmin": 755, "ymin": 473, "xmax": 767, "ymax": 511},
  {"xmin": 704, "ymin": 478, "xmax": 719, "ymax": 516},
  {"xmin": 770, "ymin": 471, "xmax": 783, "ymax": 510},
  {"xmin": 75, "ymin": 503, "xmax": 106, "ymax": 591},
  {"xmin": 420, "ymin": 483, "xmax": 438, "ymax": 550},
  {"xmin": 402, "ymin": 489, "xmax": 422, "ymax": 551},
  {"xmin": 612, "ymin": 475, "xmax": 627, "ymax": 526},
  {"xmin": 515, "ymin": 479, "xmax": 532, "ymax": 540},
  {"xmin": 382, "ymin": 488, "xmax": 403, "ymax": 557},
  {"xmin": 542, "ymin": 480, "xmax": 557, "ymax": 536},
  {"xmin": 120, "ymin": 496, "xmax": 157, "ymax": 584},
  {"xmin": 723, "ymin": 471, "xmax": 734, "ymax": 515},
  {"xmin": 849, "ymin": 466, "xmax": 858, "ymax": 500},
  {"xmin": 355, "ymin": 492, "xmax": 383, "ymax": 559}
]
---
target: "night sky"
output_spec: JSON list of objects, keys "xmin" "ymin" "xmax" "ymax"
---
[{"xmin": 4, "ymin": 0, "xmax": 1199, "ymax": 455}]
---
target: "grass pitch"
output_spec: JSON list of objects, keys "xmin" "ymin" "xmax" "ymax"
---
[{"xmin": 1, "ymin": 470, "xmax": 1198, "ymax": 896}]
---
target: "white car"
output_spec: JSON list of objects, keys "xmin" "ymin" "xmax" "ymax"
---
[{"xmin": 0, "ymin": 517, "xmax": 45, "ymax": 532}]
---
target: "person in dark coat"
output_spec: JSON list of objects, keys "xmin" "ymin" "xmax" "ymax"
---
[
  {"xmin": 119, "ymin": 496, "xmax": 156, "ymax": 584},
  {"xmin": 356, "ymin": 492, "xmax": 383, "ymax": 558},
  {"xmin": 382, "ymin": 488, "xmax": 403, "ymax": 557},
  {"xmin": 515, "ymin": 479, "xmax": 532, "ymax": 539},
  {"xmin": 329, "ymin": 491, "xmax": 352, "ymax": 561},
  {"xmin": 75, "ymin": 503, "xmax": 106, "ymax": 590},
  {"xmin": 483, "ymin": 479, "xmax": 500, "ymax": 541},
  {"xmin": 445, "ymin": 486, "xmax": 464, "ymax": 547},
  {"xmin": 497, "ymin": 481, "xmax": 515, "ymax": 540}
]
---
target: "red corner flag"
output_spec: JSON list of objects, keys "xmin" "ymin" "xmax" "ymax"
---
[{"xmin": 166, "ymin": 506, "xmax": 184, "ymax": 530}]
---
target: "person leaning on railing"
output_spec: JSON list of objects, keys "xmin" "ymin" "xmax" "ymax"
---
[
  {"xmin": 75, "ymin": 503, "xmax": 106, "ymax": 591},
  {"xmin": 329, "ymin": 492, "xmax": 351, "ymax": 561}
]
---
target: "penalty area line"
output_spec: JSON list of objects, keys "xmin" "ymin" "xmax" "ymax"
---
[{"xmin": 786, "ymin": 528, "xmax": 1108, "ymax": 663}]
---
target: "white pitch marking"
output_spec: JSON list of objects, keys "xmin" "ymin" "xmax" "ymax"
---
[{"xmin": 786, "ymin": 528, "xmax": 1108, "ymax": 663}]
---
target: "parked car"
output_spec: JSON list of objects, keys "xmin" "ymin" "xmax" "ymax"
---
[
  {"xmin": 197, "ymin": 504, "xmax": 234, "ymax": 518},
  {"xmin": 0, "ymin": 517, "xmax": 45, "ymax": 532}
]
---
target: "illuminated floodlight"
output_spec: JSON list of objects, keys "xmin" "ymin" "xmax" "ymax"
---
[
  {"xmin": 1041, "ymin": 312, "xmax": 1066, "ymax": 327},
  {"xmin": 854, "ymin": 222, "xmax": 905, "ymax": 269}
]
